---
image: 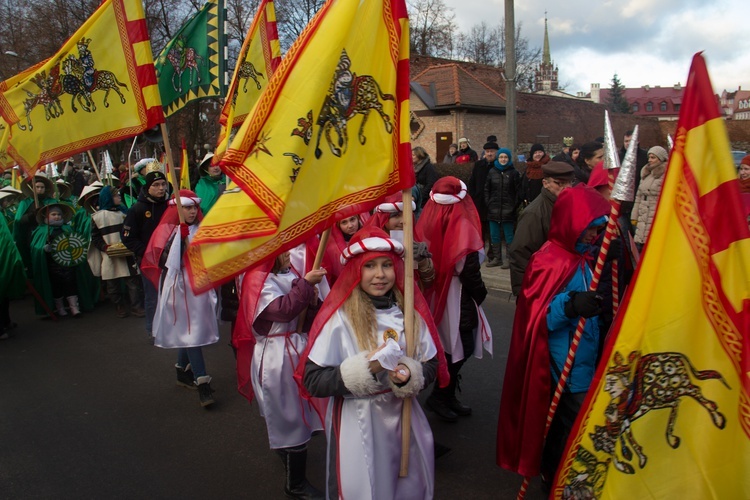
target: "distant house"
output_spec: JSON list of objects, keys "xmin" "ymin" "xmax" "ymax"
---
[
  {"xmin": 589, "ymin": 83, "xmax": 685, "ymax": 121},
  {"xmin": 732, "ymin": 89, "xmax": 750, "ymax": 120},
  {"xmin": 409, "ymin": 62, "xmax": 507, "ymax": 162}
]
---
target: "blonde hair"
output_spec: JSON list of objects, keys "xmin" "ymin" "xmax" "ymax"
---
[{"xmin": 343, "ymin": 286, "xmax": 420, "ymax": 352}]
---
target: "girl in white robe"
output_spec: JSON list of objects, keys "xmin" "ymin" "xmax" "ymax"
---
[
  {"xmin": 142, "ymin": 190, "xmax": 219, "ymax": 408},
  {"xmin": 234, "ymin": 249, "xmax": 326, "ymax": 499},
  {"xmin": 299, "ymin": 226, "xmax": 448, "ymax": 500}
]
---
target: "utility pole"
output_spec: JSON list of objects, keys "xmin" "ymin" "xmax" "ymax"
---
[{"xmin": 504, "ymin": 0, "xmax": 517, "ymax": 158}]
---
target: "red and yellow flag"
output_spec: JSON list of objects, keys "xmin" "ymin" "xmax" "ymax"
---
[
  {"xmin": 0, "ymin": 0, "xmax": 163, "ymax": 176},
  {"xmin": 180, "ymin": 141, "xmax": 191, "ymax": 190},
  {"xmin": 554, "ymin": 53, "xmax": 750, "ymax": 498},
  {"xmin": 187, "ymin": 0, "xmax": 413, "ymax": 293},
  {"xmin": 214, "ymin": 0, "xmax": 281, "ymax": 163}
]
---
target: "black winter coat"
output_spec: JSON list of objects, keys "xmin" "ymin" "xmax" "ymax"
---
[
  {"xmin": 121, "ymin": 190, "xmax": 168, "ymax": 261},
  {"xmin": 459, "ymin": 252, "xmax": 487, "ymax": 333},
  {"xmin": 484, "ymin": 165, "xmax": 520, "ymax": 222}
]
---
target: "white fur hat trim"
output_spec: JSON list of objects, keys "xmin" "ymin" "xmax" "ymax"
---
[
  {"xmin": 169, "ymin": 195, "xmax": 202, "ymax": 207},
  {"xmin": 340, "ymin": 236, "xmax": 404, "ymax": 265},
  {"xmin": 430, "ymin": 180, "xmax": 467, "ymax": 205},
  {"xmin": 375, "ymin": 200, "xmax": 416, "ymax": 213}
]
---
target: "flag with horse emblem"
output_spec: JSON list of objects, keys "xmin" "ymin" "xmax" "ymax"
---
[
  {"xmin": 186, "ymin": 0, "xmax": 412, "ymax": 293},
  {"xmin": 214, "ymin": 0, "xmax": 280, "ymax": 163},
  {"xmin": 553, "ymin": 53, "xmax": 750, "ymax": 499},
  {"xmin": 155, "ymin": 0, "xmax": 226, "ymax": 117},
  {"xmin": 0, "ymin": 0, "xmax": 163, "ymax": 176}
]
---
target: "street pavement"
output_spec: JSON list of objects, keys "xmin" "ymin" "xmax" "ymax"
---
[{"xmin": 0, "ymin": 273, "xmax": 544, "ymax": 499}]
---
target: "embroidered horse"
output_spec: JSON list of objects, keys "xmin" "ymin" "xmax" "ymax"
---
[
  {"xmin": 238, "ymin": 61, "xmax": 264, "ymax": 92},
  {"xmin": 590, "ymin": 351, "xmax": 728, "ymax": 474},
  {"xmin": 61, "ymin": 55, "xmax": 94, "ymax": 113},
  {"xmin": 63, "ymin": 55, "xmax": 128, "ymax": 108},
  {"xmin": 166, "ymin": 36, "xmax": 203, "ymax": 93},
  {"xmin": 314, "ymin": 50, "xmax": 394, "ymax": 159}
]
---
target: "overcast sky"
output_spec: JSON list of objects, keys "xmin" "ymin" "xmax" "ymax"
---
[{"xmin": 443, "ymin": 0, "xmax": 748, "ymax": 96}]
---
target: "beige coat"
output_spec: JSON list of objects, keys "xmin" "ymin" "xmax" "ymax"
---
[
  {"xmin": 89, "ymin": 210, "xmax": 136, "ymax": 280},
  {"xmin": 632, "ymin": 162, "xmax": 666, "ymax": 244}
]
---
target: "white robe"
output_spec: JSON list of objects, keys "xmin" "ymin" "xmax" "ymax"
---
[
  {"xmin": 251, "ymin": 271, "xmax": 322, "ymax": 449},
  {"xmin": 308, "ymin": 306, "xmax": 437, "ymax": 500},
  {"xmin": 436, "ymin": 257, "xmax": 492, "ymax": 361},
  {"xmin": 153, "ymin": 226, "xmax": 219, "ymax": 348}
]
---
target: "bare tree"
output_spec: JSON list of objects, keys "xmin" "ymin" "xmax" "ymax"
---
[
  {"xmin": 456, "ymin": 22, "xmax": 500, "ymax": 66},
  {"xmin": 498, "ymin": 21, "xmax": 541, "ymax": 92},
  {"xmin": 407, "ymin": 0, "xmax": 456, "ymax": 58},
  {"xmin": 275, "ymin": 0, "xmax": 325, "ymax": 52}
]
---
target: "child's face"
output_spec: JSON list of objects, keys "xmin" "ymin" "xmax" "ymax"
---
[
  {"xmin": 385, "ymin": 213, "xmax": 404, "ymax": 231},
  {"xmin": 47, "ymin": 209, "xmax": 63, "ymax": 223},
  {"xmin": 360, "ymin": 256, "xmax": 395, "ymax": 296},
  {"xmin": 275, "ymin": 251, "xmax": 291, "ymax": 271},
  {"xmin": 112, "ymin": 192, "xmax": 122, "ymax": 206},
  {"xmin": 338, "ymin": 215, "xmax": 360, "ymax": 236},
  {"xmin": 182, "ymin": 204, "xmax": 198, "ymax": 224}
]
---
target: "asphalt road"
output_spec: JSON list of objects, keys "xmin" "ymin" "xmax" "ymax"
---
[{"xmin": 0, "ymin": 290, "xmax": 545, "ymax": 499}]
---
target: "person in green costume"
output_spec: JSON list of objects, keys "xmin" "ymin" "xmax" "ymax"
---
[
  {"xmin": 30, "ymin": 200, "xmax": 96, "ymax": 317},
  {"xmin": 193, "ymin": 153, "xmax": 225, "ymax": 214},
  {"xmin": 0, "ymin": 207, "xmax": 26, "ymax": 339},
  {"xmin": 0, "ymin": 187, "xmax": 23, "ymax": 231},
  {"xmin": 125, "ymin": 158, "xmax": 153, "ymax": 208},
  {"xmin": 13, "ymin": 174, "xmax": 56, "ymax": 277}
]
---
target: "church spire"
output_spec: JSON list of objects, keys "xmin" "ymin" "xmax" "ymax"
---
[{"xmin": 542, "ymin": 12, "xmax": 550, "ymax": 66}]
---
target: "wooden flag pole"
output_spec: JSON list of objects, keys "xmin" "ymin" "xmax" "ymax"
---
[
  {"xmin": 296, "ymin": 227, "xmax": 332, "ymax": 332},
  {"xmin": 399, "ymin": 188, "xmax": 415, "ymax": 477},
  {"xmin": 87, "ymin": 151, "xmax": 103, "ymax": 183},
  {"xmin": 160, "ymin": 123, "xmax": 184, "ymax": 224},
  {"xmin": 127, "ymin": 135, "xmax": 138, "ymax": 203}
]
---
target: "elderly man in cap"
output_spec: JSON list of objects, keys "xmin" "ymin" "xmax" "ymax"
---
[
  {"xmin": 509, "ymin": 161, "xmax": 574, "ymax": 296},
  {"xmin": 455, "ymin": 137, "xmax": 478, "ymax": 164},
  {"xmin": 122, "ymin": 170, "xmax": 169, "ymax": 340}
]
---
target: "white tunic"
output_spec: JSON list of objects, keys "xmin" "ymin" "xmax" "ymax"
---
[
  {"xmin": 436, "ymin": 257, "xmax": 493, "ymax": 362},
  {"xmin": 153, "ymin": 226, "xmax": 219, "ymax": 348},
  {"xmin": 251, "ymin": 271, "xmax": 322, "ymax": 449},
  {"xmin": 308, "ymin": 306, "xmax": 437, "ymax": 500}
]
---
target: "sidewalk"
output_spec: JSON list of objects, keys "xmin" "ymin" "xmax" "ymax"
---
[{"xmin": 480, "ymin": 262, "xmax": 514, "ymax": 298}]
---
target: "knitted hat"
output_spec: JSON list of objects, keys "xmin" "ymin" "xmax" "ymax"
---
[
  {"xmin": 144, "ymin": 171, "xmax": 167, "ymax": 191},
  {"xmin": 486, "ymin": 135, "xmax": 497, "ymax": 143},
  {"xmin": 740, "ymin": 155, "xmax": 750, "ymax": 167},
  {"xmin": 529, "ymin": 143, "xmax": 545, "ymax": 156},
  {"xmin": 648, "ymin": 146, "xmax": 668, "ymax": 163}
]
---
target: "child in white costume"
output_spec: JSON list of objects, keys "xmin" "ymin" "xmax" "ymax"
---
[
  {"xmin": 233, "ymin": 248, "xmax": 326, "ymax": 499},
  {"xmin": 141, "ymin": 190, "xmax": 219, "ymax": 408},
  {"xmin": 300, "ymin": 226, "xmax": 448, "ymax": 500}
]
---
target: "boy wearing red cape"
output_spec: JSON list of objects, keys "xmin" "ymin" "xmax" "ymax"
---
[{"xmin": 496, "ymin": 185, "xmax": 609, "ymax": 489}]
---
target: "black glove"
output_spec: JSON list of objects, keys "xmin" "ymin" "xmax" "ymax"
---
[
  {"xmin": 413, "ymin": 241, "xmax": 432, "ymax": 262},
  {"xmin": 564, "ymin": 291, "xmax": 603, "ymax": 319},
  {"xmin": 605, "ymin": 238, "xmax": 622, "ymax": 262}
]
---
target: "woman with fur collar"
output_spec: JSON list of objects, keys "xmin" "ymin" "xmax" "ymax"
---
[{"xmin": 300, "ymin": 226, "xmax": 447, "ymax": 500}]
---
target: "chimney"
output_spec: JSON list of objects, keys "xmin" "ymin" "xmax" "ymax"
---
[{"xmin": 591, "ymin": 83, "xmax": 600, "ymax": 103}]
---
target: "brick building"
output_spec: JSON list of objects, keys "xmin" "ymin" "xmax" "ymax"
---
[{"xmin": 590, "ymin": 84, "xmax": 685, "ymax": 121}]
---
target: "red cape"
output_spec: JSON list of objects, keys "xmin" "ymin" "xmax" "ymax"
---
[{"xmin": 496, "ymin": 185, "xmax": 609, "ymax": 477}]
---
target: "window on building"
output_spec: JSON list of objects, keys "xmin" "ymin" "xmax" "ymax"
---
[
  {"xmin": 645, "ymin": 102, "xmax": 653, "ymax": 112},
  {"xmin": 660, "ymin": 101, "xmax": 667, "ymax": 112},
  {"xmin": 632, "ymin": 103, "xmax": 639, "ymax": 112},
  {"xmin": 674, "ymin": 104, "xmax": 680, "ymax": 112}
]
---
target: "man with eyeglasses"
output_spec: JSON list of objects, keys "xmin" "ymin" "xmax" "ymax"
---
[{"xmin": 508, "ymin": 162, "xmax": 574, "ymax": 296}]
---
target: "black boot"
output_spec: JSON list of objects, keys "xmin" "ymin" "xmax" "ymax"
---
[
  {"xmin": 485, "ymin": 243, "xmax": 502, "ymax": 267},
  {"xmin": 196, "ymin": 376, "xmax": 216, "ymax": 407},
  {"xmin": 445, "ymin": 362, "xmax": 471, "ymax": 416},
  {"xmin": 176, "ymin": 364, "xmax": 197, "ymax": 390},
  {"xmin": 280, "ymin": 446, "xmax": 324, "ymax": 500},
  {"xmin": 426, "ymin": 390, "xmax": 458, "ymax": 422}
]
